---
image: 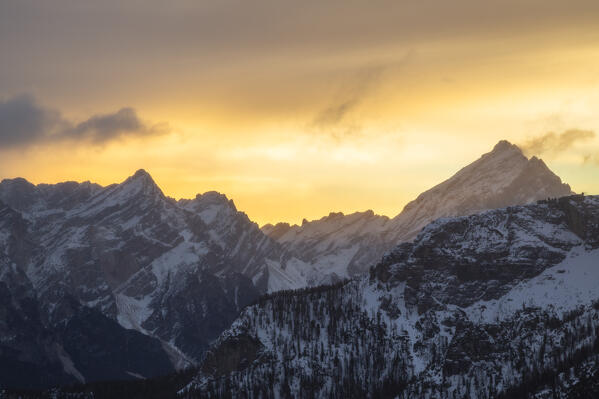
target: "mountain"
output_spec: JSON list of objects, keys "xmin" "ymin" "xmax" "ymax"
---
[
  {"xmin": 0, "ymin": 141, "xmax": 576, "ymax": 390},
  {"xmin": 263, "ymin": 140, "xmax": 573, "ymax": 279},
  {"xmin": 0, "ymin": 170, "xmax": 315, "ymax": 388},
  {"xmin": 184, "ymin": 194, "xmax": 599, "ymax": 398},
  {"xmin": 0, "ymin": 200, "xmax": 174, "ymax": 389}
]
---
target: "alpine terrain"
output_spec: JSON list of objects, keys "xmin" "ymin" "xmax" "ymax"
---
[
  {"xmin": 263, "ymin": 140, "xmax": 573, "ymax": 280},
  {"xmin": 185, "ymin": 194, "xmax": 599, "ymax": 398},
  {"xmin": 0, "ymin": 170, "xmax": 315, "ymax": 388},
  {"xmin": 0, "ymin": 140, "xmax": 580, "ymax": 392}
]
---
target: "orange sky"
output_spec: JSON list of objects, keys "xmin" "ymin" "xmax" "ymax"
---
[{"xmin": 1, "ymin": 0, "xmax": 599, "ymax": 225}]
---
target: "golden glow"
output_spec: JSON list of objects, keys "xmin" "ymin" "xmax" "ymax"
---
[{"xmin": 2, "ymin": 2, "xmax": 599, "ymax": 225}]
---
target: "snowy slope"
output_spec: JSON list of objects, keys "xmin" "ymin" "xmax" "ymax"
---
[
  {"xmin": 0, "ymin": 169, "xmax": 315, "ymax": 370},
  {"xmin": 262, "ymin": 140, "xmax": 573, "ymax": 280},
  {"xmin": 0, "ymin": 200, "xmax": 175, "ymax": 389},
  {"xmin": 186, "ymin": 194, "xmax": 599, "ymax": 398}
]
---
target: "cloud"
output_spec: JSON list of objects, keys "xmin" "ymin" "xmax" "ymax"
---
[
  {"xmin": 583, "ymin": 153, "xmax": 599, "ymax": 165},
  {"xmin": 309, "ymin": 53, "xmax": 414, "ymax": 139},
  {"xmin": 0, "ymin": 94, "xmax": 168, "ymax": 149},
  {"xmin": 312, "ymin": 99, "xmax": 358, "ymax": 129},
  {"xmin": 520, "ymin": 128, "xmax": 596, "ymax": 156}
]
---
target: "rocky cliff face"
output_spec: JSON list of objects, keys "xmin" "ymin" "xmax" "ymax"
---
[
  {"xmin": 263, "ymin": 141, "xmax": 573, "ymax": 281},
  {"xmin": 186, "ymin": 195, "xmax": 599, "ymax": 398},
  {"xmin": 0, "ymin": 170, "xmax": 314, "ymax": 387},
  {"xmin": 262, "ymin": 210, "xmax": 392, "ymax": 285},
  {"xmin": 0, "ymin": 200, "xmax": 175, "ymax": 389}
]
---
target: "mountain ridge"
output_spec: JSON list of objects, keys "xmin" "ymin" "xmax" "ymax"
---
[
  {"xmin": 262, "ymin": 140, "xmax": 573, "ymax": 279},
  {"xmin": 0, "ymin": 140, "xmax": 580, "ymax": 390},
  {"xmin": 184, "ymin": 194, "xmax": 599, "ymax": 398},
  {"xmin": 0, "ymin": 168, "xmax": 321, "ymax": 388}
]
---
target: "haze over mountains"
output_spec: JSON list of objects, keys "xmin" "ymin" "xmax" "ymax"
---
[{"xmin": 0, "ymin": 140, "xmax": 581, "ymax": 390}]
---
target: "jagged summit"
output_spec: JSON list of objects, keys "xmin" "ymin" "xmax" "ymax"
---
[
  {"xmin": 195, "ymin": 191, "xmax": 233, "ymax": 207},
  {"xmin": 188, "ymin": 196, "xmax": 599, "ymax": 398},
  {"xmin": 0, "ymin": 176, "xmax": 105, "ymax": 213},
  {"xmin": 133, "ymin": 168, "xmax": 150, "ymax": 177},
  {"xmin": 0, "ymin": 177, "xmax": 39, "ymax": 212},
  {"xmin": 124, "ymin": 168, "xmax": 158, "ymax": 186},
  {"xmin": 179, "ymin": 191, "xmax": 238, "ymax": 221},
  {"xmin": 490, "ymin": 139, "xmax": 522, "ymax": 154},
  {"xmin": 115, "ymin": 168, "xmax": 164, "ymax": 199},
  {"xmin": 0, "ymin": 167, "xmax": 318, "ymax": 386},
  {"xmin": 391, "ymin": 140, "xmax": 572, "ymax": 235}
]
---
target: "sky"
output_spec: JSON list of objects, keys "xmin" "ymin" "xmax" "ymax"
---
[{"xmin": 1, "ymin": 0, "xmax": 599, "ymax": 225}]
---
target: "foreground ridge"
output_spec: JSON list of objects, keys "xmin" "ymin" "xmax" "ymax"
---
[{"xmin": 184, "ymin": 195, "xmax": 599, "ymax": 398}]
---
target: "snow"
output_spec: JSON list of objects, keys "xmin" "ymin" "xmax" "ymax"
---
[
  {"xmin": 263, "ymin": 141, "xmax": 572, "ymax": 286},
  {"xmin": 56, "ymin": 344, "xmax": 86, "ymax": 383},
  {"xmin": 115, "ymin": 293, "xmax": 154, "ymax": 332},
  {"xmin": 266, "ymin": 258, "xmax": 310, "ymax": 292},
  {"xmin": 469, "ymin": 247, "xmax": 599, "ymax": 323},
  {"xmin": 196, "ymin": 205, "xmax": 222, "ymax": 225},
  {"xmin": 125, "ymin": 371, "xmax": 144, "ymax": 379},
  {"xmin": 149, "ymin": 238, "xmax": 208, "ymax": 285}
]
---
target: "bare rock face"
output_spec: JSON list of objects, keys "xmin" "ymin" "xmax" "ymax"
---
[
  {"xmin": 0, "ymin": 200, "xmax": 175, "ymax": 389},
  {"xmin": 0, "ymin": 169, "xmax": 313, "ymax": 387},
  {"xmin": 372, "ymin": 196, "xmax": 593, "ymax": 313},
  {"xmin": 186, "ymin": 195, "xmax": 599, "ymax": 398},
  {"xmin": 262, "ymin": 141, "xmax": 574, "ymax": 281}
]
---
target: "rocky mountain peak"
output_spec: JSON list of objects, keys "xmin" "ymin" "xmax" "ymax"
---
[
  {"xmin": 118, "ymin": 169, "xmax": 164, "ymax": 199},
  {"xmin": 490, "ymin": 139, "xmax": 523, "ymax": 155},
  {"xmin": 129, "ymin": 168, "xmax": 156, "ymax": 185},
  {"xmin": 394, "ymin": 141, "xmax": 570, "ymax": 224},
  {"xmin": 262, "ymin": 140, "xmax": 576, "ymax": 281},
  {"xmin": 260, "ymin": 222, "xmax": 292, "ymax": 241},
  {"xmin": 195, "ymin": 191, "xmax": 235, "ymax": 209},
  {"xmin": 0, "ymin": 177, "xmax": 40, "ymax": 212},
  {"xmin": 178, "ymin": 191, "xmax": 239, "ymax": 226},
  {"xmin": 186, "ymin": 196, "xmax": 599, "ymax": 399}
]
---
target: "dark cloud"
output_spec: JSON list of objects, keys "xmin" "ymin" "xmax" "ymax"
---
[
  {"xmin": 0, "ymin": 94, "xmax": 167, "ymax": 149},
  {"xmin": 0, "ymin": 94, "xmax": 64, "ymax": 147},
  {"xmin": 66, "ymin": 107, "xmax": 167, "ymax": 143},
  {"xmin": 520, "ymin": 129, "xmax": 595, "ymax": 156}
]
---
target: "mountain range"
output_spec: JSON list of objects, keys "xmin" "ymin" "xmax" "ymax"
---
[
  {"xmin": 0, "ymin": 140, "xmax": 581, "ymax": 390},
  {"xmin": 263, "ymin": 140, "xmax": 572, "ymax": 279},
  {"xmin": 185, "ymin": 194, "xmax": 599, "ymax": 398}
]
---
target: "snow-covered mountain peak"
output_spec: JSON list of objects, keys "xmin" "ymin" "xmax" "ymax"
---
[
  {"xmin": 390, "ymin": 140, "xmax": 572, "ymax": 239},
  {"xmin": 78, "ymin": 169, "xmax": 167, "ymax": 214},
  {"xmin": 192, "ymin": 191, "xmax": 235, "ymax": 211},
  {"xmin": 263, "ymin": 140, "xmax": 574, "ymax": 280},
  {"xmin": 178, "ymin": 191, "xmax": 240, "ymax": 226},
  {"xmin": 188, "ymin": 195, "xmax": 599, "ymax": 399},
  {"xmin": 119, "ymin": 169, "xmax": 164, "ymax": 197}
]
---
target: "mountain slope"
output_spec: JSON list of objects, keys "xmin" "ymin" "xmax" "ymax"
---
[
  {"xmin": 0, "ymin": 200, "xmax": 175, "ymax": 389},
  {"xmin": 0, "ymin": 169, "xmax": 318, "ymax": 373},
  {"xmin": 185, "ymin": 194, "xmax": 599, "ymax": 398},
  {"xmin": 0, "ymin": 142, "xmax": 576, "ymax": 389},
  {"xmin": 263, "ymin": 140, "xmax": 573, "ymax": 280}
]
